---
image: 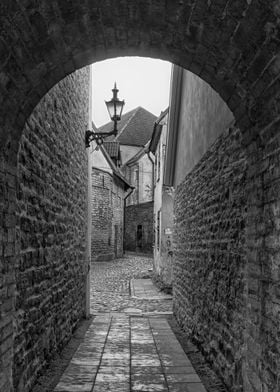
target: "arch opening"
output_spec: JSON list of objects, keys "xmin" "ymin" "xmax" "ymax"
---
[{"xmin": 0, "ymin": 1, "xmax": 279, "ymax": 391}]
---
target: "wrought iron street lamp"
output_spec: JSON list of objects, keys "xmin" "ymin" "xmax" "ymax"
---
[{"xmin": 85, "ymin": 83, "xmax": 125, "ymax": 148}]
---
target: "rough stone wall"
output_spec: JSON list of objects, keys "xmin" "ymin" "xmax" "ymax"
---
[
  {"xmin": 0, "ymin": 156, "xmax": 17, "ymax": 392},
  {"xmin": 246, "ymin": 120, "xmax": 280, "ymax": 392},
  {"xmin": 0, "ymin": 2, "xmax": 278, "ymax": 391},
  {"xmin": 91, "ymin": 169, "xmax": 124, "ymax": 262},
  {"xmin": 124, "ymin": 202, "xmax": 154, "ymax": 253},
  {"xmin": 173, "ymin": 125, "xmax": 247, "ymax": 391},
  {"xmin": 14, "ymin": 68, "xmax": 89, "ymax": 392}
]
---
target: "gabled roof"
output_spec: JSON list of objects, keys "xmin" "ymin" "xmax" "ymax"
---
[
  {"xmin": 98, "ymin": 143, "xmax": 132, "ymax": 190},
  {"xmin": 149, "ymin": 107, "xmax": 169, "ymax": 153},
  {"xmin": 98, "ymin": 107, "xmax": 157, "ymax": 146}
]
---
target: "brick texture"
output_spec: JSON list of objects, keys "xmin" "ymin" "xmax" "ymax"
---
[
  {"xmin": 244, "ymin": 120, "xmax": 280, "ymax": 392},
  {"xmin": 124, "ymin": 202, "xmax": 154, "ymax": 253},
  {"xmin": 91, "ymin": 168, "xmax": 125, "ymax": 262},
  {"xmin": 173, "ymin": 126, "xmax": 247, "ymax": 391},
  {"xmin": 0, "ymin": 2, "xmax": 279, "ymax": 392},
  {"xmin": 0, "ymin": 1, "xmax": 278, "ymax": 141},
  {"xmin": 14, "ymin": 68, "xmax": 89, "ymax": 392},
  {"xmin": 0, "ymin": 158, "xmax": 17, "ymax": 392}
]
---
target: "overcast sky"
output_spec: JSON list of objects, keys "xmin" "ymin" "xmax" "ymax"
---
[{"xmin": 91, "ymin": 57, "xmax": 172, "ymax": 128}]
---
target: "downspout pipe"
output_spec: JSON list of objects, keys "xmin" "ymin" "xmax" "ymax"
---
[
  {"xmin": 123, "ymin": 186, "xmax": 135, "ymax": 255},
  {"xmin": 147, "ymin": 151, "xmax": 155, "ymax": 198}
]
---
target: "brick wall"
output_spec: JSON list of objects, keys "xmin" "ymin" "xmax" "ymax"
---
[
  {"xmin": 14, "ymin": 68, "xmax": 89, "ymax": 391},
  {"xmin": 91, "ymin": 168, "xmax": 125, "ymax": 262},
  {"xmin": 173, "ymin": 125, "xmax": 247, "ymax": 391},
  {"xmin": 0, "ymin": 156, "xmax": 17, "ymax": 392},
  {"xmin": 124, "ymin": 202, "xmax": 154, "ymax": 253},
  {"xmin": 244, "ymin": 119, "xmax": 280, "ymax": 392}
]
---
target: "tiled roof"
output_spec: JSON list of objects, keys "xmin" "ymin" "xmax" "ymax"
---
[
  {"xmin": 149, "ymin": 107, "xmax": 169, "ymax": 153},
  {"xmin": 98, "ymin": 107, "xmax": 157, "ymax": 146},
  {"xmin": 103, "ymin": 141, "xmax": 120, "ymax": 158},
  {"xmin": 99, "ymin": 144, "xmax": 132, "ymax": 190}
]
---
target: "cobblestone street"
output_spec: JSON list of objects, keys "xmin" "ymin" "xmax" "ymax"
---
[{"xmin": 90, "ymin": 255, "xmax": 172, "ymax": 315}]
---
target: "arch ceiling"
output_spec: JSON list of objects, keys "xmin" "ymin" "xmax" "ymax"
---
[{"xmin": 0, "ymin": 0, "xmax": 279, "ymax": 152}]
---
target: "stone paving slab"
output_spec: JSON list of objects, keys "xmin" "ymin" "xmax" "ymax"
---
[
  {"xmin": 131, "ymin": 279, "xmax": 173, "ymax": 300},
  {"xmin": 54, "ymin": 313, "xmax": 207, "ymax": 392}
]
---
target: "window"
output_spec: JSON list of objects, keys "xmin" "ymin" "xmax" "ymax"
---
[
  {"xmin": 162, "ymin": 143, "xmax": 166, "ymax": 163},
  {"xmin": 158, "ymin": 145, "xmax": 161, "ymax": 181},
  {"xmin": 156, "ymin": 210, "xmax": 161, "ymax": 250},
  {"xmin": 156, "ymin": 146, "xmax": 161, "ymax": 182},
  {"xmin": 134, "ymin": 166, "xmax": 139, "ymax": 203},
  {"xmin": 155, "ymin": 153, "xmax": 157, "ymax": 182}
]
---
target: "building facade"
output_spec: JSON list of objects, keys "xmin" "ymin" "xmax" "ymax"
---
[
  {"xmin": 90, "ymin": 141, "xmax": 132, "ymax": 262},
  {"xmin": 122, "ymin": 145, "xmax": 155, "ymax": 253},
  {"xmin": 165, "ymin": 65, "xmax": 252, "ymax": 391},
  {"xmin": 99, "ymin": 106, "xmax": 156, "ymax": 254},
  {"xmin": 122, "ymin": 145, "xmax": 154, "ymax": 206},
  {"xmin": 149, "ymin": 109, "xmax": 174, "ymax": 287},
  {"xmin": 98, "ymin": 106, "xmax": 156, "ymax": 165},
  {"xmin": 124, "ymin": 201, "xmax": 154, "ymax": 254}
]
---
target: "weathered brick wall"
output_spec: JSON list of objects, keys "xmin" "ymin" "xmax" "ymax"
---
[
  {"xmin": 245, "ymin": 120, "xmax": 280, "ymax": 392},
  {"xmin": 0, "ymin": 2, "xmax": 278, "ymax": 391},
  {"xmin": 124, "ymin": 202, "xmax": 154, "ymax": 253},
  {"xmin": 14, "ymin": 68, "xmax": 89, "ymax": 392},
  {"xmin": 91, "ymin": 169, "xmax": 124, "ymax": 261},
  {"xmin": 0, "ymin": 155, "xmax": 17, "ymax": 392},
  {"xmin": 173, "ymin": 125, "xmax": 247, "ymax": 391}
]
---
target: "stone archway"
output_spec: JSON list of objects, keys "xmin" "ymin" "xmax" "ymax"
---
[
  {"xmin": 0, "ymin": 2, "xmax": 280, "ymax": 392},
  {"xmin": 0, "ymin": 1, "xmax": 279, "ymax": 148}
]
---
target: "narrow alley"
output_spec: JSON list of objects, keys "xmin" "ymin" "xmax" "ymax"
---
[{"xmin": 32, "ymin": 255, "xmax": 228, "ymax": 392}]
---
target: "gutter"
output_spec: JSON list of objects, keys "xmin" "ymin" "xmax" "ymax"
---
[{"xmin": 164, "ymin": 65, "xmax": 184, "ymax": 187}]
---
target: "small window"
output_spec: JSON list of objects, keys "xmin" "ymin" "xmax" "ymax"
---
[
  {"xmin": 156, "ymin": 210, "xmax": 161, "ymax": 250},
  {"xmin": 157, "ymin": 147, "xmax": 161, "ymax": 181},
  {"xmin": 134, "ymin": 166, "xmax": 139, "ymax": 203}
]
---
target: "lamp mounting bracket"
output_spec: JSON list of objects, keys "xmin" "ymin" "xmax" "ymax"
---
[{"xmin": 85, "ymin": 129, "xmax": 117, "ymax": 148}]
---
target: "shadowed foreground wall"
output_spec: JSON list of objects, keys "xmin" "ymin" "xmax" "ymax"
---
[
  {"xmin": 14, "ymin": 68, "xmax": 89, "ymax": 391},
  {"xmin": 173, "ymin": 126, "xmax": 247, "ymax": 391}
]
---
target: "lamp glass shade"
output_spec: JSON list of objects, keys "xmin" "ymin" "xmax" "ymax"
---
[{"xmin": 105, "ymin": 98, "xmax": 125, "ymax": 121}]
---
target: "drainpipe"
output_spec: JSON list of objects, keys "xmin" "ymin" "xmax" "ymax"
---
[
  {"xmin": 123, "ymin": 187, "xmax": 135, "ymax": 255},
  {"xmin": 147, "ymin": 151, "xmax": 155, "ymax": 198}
]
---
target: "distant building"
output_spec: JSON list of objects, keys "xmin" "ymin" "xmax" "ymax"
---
[
  {"xmin": 99, "ymin": 106, "xmax": 156, "ymax": 254},
  {"xmin": 89, "ymin": 135, "xmax": 132, "ymax": 262},
  {"xmin": 99, "ymin": 106, "xmax": 156, "ymax": 164},
  {"xmin": 148, "ymin": 108, "xmax": 174, "ymax": 286},
  {"xmin": 122, "ymin": 142, "xmax": 154, "ymax": 206},
  {"xmin": 122, "ymin": 142, "xmax": 154, "ymax": 253}
]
